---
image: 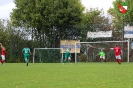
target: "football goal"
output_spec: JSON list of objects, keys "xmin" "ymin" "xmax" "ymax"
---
[
  {"xmin": 75, "ymin": 41, "xmax": 130, "ymax": 63},
  {"xmin": 33, "ymin": 48, "xmax": 63, "ymax": 63}
]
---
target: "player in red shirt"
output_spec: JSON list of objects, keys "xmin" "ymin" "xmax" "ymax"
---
[
  {"xmin": 0, "ymin": 43, "xmax": 6, "ymax": 65},
  {"xmin": 110, "ymin": 45, "xmax": 122, "ymax": 64}
]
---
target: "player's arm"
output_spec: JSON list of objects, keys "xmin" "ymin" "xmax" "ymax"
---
[
  {"xmin": 22, "ymin": 48, "xmax": 25, "ymax": 54},
  {"xmin": 30, "ymin": 51, "xmax": 32, "ymax": 55},
  {"xmin": 29, "ymin": 49, "xmax": 32, "ymax": 55},
  {"xmin": 96, "ymin": 52, "xmax": 100, "ymax": 56},
  {"xmin": 0, "ymin": 43, "xmax": 5, "ymax": 50},
  {"xmin": 2, "ymin": 46, "xmax": 5, "ymax": 50},
  {"xmin": 29, "ymin": 51, "xmax": 32, "ymax": 55}
]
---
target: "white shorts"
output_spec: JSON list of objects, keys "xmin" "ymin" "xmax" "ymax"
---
[
  {"xmin": 100, "ymin": 56, "xmax": 105, "ymax": 59},
  {"xmin": 1, "ymin": 55, "xmax": 5, "ymax": 60},
  {"xmin": 115, "ymin": 55, "xmax": 121, "ymax": 59}
]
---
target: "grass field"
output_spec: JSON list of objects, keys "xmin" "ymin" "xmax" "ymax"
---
[{"xmin": 0, "ymin": 62, "xmax": 133, "ymax": 88}]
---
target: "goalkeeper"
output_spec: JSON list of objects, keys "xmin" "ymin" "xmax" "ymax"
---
[
  {"xmin": 97, "ymin": 49, "xmax": 106, "ymax": 63},
  {"xmin": 64, "ymin": 48, "xmax": 71, "ymax": 63}
]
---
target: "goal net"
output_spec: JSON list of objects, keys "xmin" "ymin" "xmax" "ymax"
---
[
  {"xmin": 75, "ymin": 41, "xmax": 130, "ymax": 63},
  {"xmin": 33, "ymin": 48, "xmax": 63, "ymax": 63}
]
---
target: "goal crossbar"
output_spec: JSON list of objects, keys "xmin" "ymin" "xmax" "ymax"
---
[{"xmin": 75, "ymin": 41, "xmax": 130, "ymax": 63}]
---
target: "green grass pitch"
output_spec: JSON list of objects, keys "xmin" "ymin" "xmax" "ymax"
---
[{"xmin": 0, "ymin": 62, "xmax": 133, "ymax": 88}]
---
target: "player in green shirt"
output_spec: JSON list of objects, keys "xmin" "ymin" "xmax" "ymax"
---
[
  {"xmin": 97, "ymin": 49, "xmax": 106, "ymax": 63},
  {"xmin": 64, "ymin": 48, "xmax": 71, "ymax": 63},
  {"xmin": 22, "ymin": 46, "xmax": 31, "ymax": 66}
]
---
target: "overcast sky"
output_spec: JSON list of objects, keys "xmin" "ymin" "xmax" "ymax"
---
[
  {"xmin": 0, "ymin": 0, "xmax": 115, "ymax": 19},
  {"xmin": 81, "ymin": 0, "xmax": 115, "ymax": 13}
]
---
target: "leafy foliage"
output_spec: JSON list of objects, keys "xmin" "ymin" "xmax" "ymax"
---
[
  {"xmin": 11, "ymin": 0, "xmax": 85, "ymax": 48},
  {"xmin": 0, "ymin": 0, "xmax": 116, "ymax": 62}
]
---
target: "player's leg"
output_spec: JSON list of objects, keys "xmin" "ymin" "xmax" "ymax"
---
[
  {"xmin": 24, "ymin": 54, "xmax": 29, "ymax": 66},
  {"xmin": 115, "ymin": 56, "xmax": 118, "ymax": 63},
  {"xmin": 25, "ymin": 57, "xmax": 28, "ymax": 66},
  {"xmin": 64, "ymin": 57, "xmax": 66, "ymax": 63},
  {"xmin": 24, "ymin": 54, "xmax": 27, "ymax": 63},
  {"xmin": 68, "ymin": 56, "xmax": 71, "ymax": 63},
  {"xmin": 64, "ymin": 54, "xmax": 68, "ymax": 63},
  {"xmin": 99, "ymin": 56, "xmax": 102, "ymax": 63},
  {"xmin": 115, "ymin": 56, "xmax": 121, "ymax": 64},
  {"xmin": 26, "ymin": 55, "xmax": 30, "ymax": 66},
  {"xmin": 1, "ymin": 60, "xmax": 4, "ymax": 65},
  {"xmin": 1, "ymin": 55, "xmax": 5, "ymax": 65},
  {"xmin": 103, "ymin": 56, "xmax": 106, "ymax": 62},
  {"xmin": 0, "ymin": 55, "xmax": 2, "ymax": 64},
  {"xmin": 0, "ymin": 60, "xmax": 4, "ymax": 65},
  {"xmin": 118, "ymin": 55, "xmax": 121, "ymax": 64}
]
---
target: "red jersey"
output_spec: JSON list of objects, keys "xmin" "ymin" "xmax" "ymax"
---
[
  {"xmin": 1, "ymin": 48, "xmax": 6, "ymax": 55},
  {"xmin": 113, "ymin": 46, "xmax": 121, "ymax": 55}
]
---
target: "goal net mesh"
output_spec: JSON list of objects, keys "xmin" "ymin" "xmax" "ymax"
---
[
  {"xmin": 33, "ymin": 48, "xmax": 63, "ymax": 63},
  {"xmin": 76, "ymin": 41, "xmax": 128, "ymax": 62}
]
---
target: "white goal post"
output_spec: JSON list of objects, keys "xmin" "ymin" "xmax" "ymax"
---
[
  {"xmin": 33, "ymin": 48, "xmax": 64, "ymax": 63},
  {"xmin": 75, "ymin": 40, "xmax": 130, "ymax": 63}
]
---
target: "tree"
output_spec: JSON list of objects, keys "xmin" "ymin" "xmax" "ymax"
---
[
  {"xmin": 81, "ymin": 8, "xmax": 111, "ymax": 41},
  {"xmin": 11, "ymin": 0, "xmax": 84, "ymax": 48},
  {"xmin": 83, "ymin": 8, "xmax": 110, "ymax": 26}
]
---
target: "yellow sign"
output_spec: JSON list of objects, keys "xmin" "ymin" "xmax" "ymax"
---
[{"xmin": 60, "ymin": 40, "xmax": 80, "ymax": 53}]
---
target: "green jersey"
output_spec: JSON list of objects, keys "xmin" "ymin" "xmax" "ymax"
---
[
  {"xmin": 99, "ymin": 51, "xmax": 105, "ymax": 56},
  {"xmin": 66, "ymin": 49, "xmax": 70, "ymax": 53},
  {"xmin": 65, "ymin": 49, "xmax": 70, "ymax": 55},
  {"xmin": 65, "ymin": 49, "xmax": 70, "ymax": 59},
  {"xmin": 22, "ymin": 48, "xmax": 30, "ymax": 54}
]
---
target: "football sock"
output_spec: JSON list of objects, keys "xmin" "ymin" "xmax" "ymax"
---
[
  {"xmin": 118, "ymin": 59, "xmax": 121, "ymax": 64},
  {"xmin": 99, "ymin": 58, "xmax": 101, "ymax": 63},
  {"xmin": 25, "ymin": 59, "xmax": 29, "ymax": 63},
  {"xmin": 1, "ymin": 60, "xmax": 4, "ymax": 65},
  {"xmin": 27, "ymin": 63, "xmax": 28, "ymax": 66}
]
